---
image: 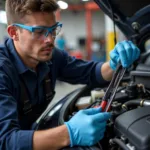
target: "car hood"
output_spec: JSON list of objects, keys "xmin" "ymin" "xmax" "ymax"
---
[{"xmin": 94, "ymin": 0, "xmax": 150, "ymax": 49}]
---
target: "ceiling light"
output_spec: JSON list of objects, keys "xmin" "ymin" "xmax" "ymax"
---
[
  {"xmin": 0, "ymin": 11, "xmax": 7, "ymax": 24},
  {"xmin": 57, "ymin": 1, "xmax": 68, "ymax": 10},
  {"xmin": 82, "ymin": 0, "xmax": 89, "ymax": 1}
]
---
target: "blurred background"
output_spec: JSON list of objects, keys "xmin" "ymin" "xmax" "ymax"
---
[{"xmin": 0, "ymin": 0, "xmax": 126, "ymax": 106}]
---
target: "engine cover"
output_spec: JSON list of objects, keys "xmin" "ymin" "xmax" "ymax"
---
[{"xmin": 114, "ymin": 106, "xmax": 150, "ymax": 150}]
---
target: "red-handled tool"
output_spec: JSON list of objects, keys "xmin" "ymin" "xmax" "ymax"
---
[
  {"xmin": 95, "ymin": 63, "xmax": 126, "ymax": 112},
  {"xmin": 100, "ymin": 100, "xmax": 107, "ymax": 111}
]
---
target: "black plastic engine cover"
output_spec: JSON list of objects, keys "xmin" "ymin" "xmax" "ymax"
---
[{"xmin": 114, "ymin": 106, "xmax": 150, "ymax": 150}]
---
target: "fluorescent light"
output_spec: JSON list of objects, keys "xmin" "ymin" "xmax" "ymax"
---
[
  {"xmin": 82, "ymin": 0, "xmax": 89, "ymax": 1},
  {"xmin": 0, "ymin": 11, "xmax": 7, "ymax": 24},
  {"xmin": 57, "ymin": 1, "xmax": 68, "ymax": 9}
]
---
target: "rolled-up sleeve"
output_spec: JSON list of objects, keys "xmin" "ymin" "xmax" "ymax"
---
[
  {"xmin": 95, "ymin": 62, "xmax": 110, "ymax": 85},
  {"xmin": 0, "ymin": 69, "xmax": 34, "ymax": 150}
]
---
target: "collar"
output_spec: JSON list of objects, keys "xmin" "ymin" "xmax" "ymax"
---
[{"xmin": 6, "ymin": 38, "xmax": 52, "ymax": 75}]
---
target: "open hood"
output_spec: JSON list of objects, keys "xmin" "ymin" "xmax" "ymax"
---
[{"xmin": 94, "ymin": 0, "xmax": 150, "ymax": 49}]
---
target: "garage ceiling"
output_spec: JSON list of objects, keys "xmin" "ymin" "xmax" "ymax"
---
[
  {"xmin": 0, "ymin": 0, "xmax": 91, "ymax": 10},
  {"xmin": 61, "ymin": 0, "xmax": 90, "ymax": 5}
]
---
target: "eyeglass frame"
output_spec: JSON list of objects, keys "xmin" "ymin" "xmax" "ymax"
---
[{"xmin": 12, "ymin": 22, "xmax": 63, "ymax": 39}]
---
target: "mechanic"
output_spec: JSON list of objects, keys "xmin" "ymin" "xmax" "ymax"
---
[{"xmin": 0, "ymin": 0, "xmax": 140, "ymax": 150}]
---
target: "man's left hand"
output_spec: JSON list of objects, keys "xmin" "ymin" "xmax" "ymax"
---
[{"xmin": 109, "ymin": 41, "xmax": 140, "ymax": 70}]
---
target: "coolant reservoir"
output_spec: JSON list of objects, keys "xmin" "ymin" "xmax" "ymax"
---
[
  {"xmin": 91, "ymin": 88, "xmax": 105, "ymax": 102},
  {"xmin": 75, "ymin": 96, "xmax": 92, "ymax": 110}
]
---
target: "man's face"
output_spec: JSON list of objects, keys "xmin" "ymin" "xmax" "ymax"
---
[{"xmin": 14, "ymin": 12, "xmax": 57, "ymax": 67}]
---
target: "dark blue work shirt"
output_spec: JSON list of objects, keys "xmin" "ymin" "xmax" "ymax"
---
[{"xmin": 0, "ymin": 38, "xmax": 108, "ymax": 150}]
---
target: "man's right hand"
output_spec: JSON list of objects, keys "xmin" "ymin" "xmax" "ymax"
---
[{"xmin": 65, "ymin": 107, "xmax": 111, "ymax": 147}]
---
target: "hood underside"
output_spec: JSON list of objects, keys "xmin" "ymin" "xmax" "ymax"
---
[{"xmin": 94, "ymin": 0, "xmax": 150, "ymax": 49}]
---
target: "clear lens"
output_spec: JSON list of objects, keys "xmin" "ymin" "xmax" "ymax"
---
[
  {"xmin": 33, "ymin": 28, "xmax": 47, "ymax": 39},
  {"xmin": 51, "ymin": 26, "xmax": 61, "ymax": 38},
  {"xmin": 32, "ymin": 25, "xmax": 61, "ymax": 40}
]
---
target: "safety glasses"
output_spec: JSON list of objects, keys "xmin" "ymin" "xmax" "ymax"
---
[{"xmin": 12, "ymin": 22, "xmax": 63, "ymax": 40}]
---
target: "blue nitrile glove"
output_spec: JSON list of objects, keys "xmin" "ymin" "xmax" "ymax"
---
[
  {"xmin": 64, "ymin": 107, "xmax": 111, "ymax": 147},
  {"xmin": 109, "ymin": 41, "xmax": 140, "ymax": 70}
]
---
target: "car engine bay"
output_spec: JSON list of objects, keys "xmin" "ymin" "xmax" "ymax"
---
[
  {"xmin": 63, "ymin": 63, "xmax": 150, "ymax": 150},
  {"xmin": 35, "ymin": 61, "xmax": 150, "ymax": 150}
]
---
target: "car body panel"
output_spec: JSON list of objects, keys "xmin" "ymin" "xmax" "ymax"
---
[{"xmin": 94, "ymin": 0, "xmax": 150, "ymax": 50}]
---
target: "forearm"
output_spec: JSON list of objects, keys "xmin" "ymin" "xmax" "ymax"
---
[
  {"xmin": 101, "ymin": 62, "xmax": 114, "ymax": 81},
  {"xmin": 33, "ymin": 125, "xmax": 70, "ymax": 150}
]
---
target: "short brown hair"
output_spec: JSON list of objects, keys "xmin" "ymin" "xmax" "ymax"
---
[{"xmin": 5, "ymin": 0, "xmax": 59, "ymax": 25}]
